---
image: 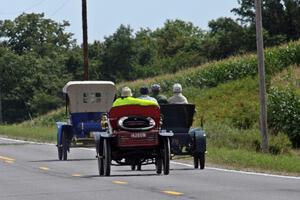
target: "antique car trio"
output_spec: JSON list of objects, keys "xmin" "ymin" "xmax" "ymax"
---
[{"xmin": 56, "ymin": 81, "xmax": 206, "ymax": 176}]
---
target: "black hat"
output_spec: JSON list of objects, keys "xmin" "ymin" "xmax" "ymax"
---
[{"xmin": 140, "ymin": 86, "xmax": 149, "ymax": 95}]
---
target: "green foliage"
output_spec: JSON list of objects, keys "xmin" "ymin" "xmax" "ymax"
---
[
  {"xmin": 124, "ymin": 40, "xmax": 300, "ymax": 95},
  {"xmin": 269, "ymin": 132, "xmax": 292, "ymax": 155},
  {"xmin": 1, "ymin": 11, "xmax": 300, "ymax": 124},
  {"xmin": 0, "ymin": 13, "xmax": 74, "ymax": 56},
  {"xmin": 205, "ymin": 122, "xmax": 261, "ymax": 151},
  {"xmin": 184, "ymin": 77, "xmax": 259, "ymax": 128},
  {"xmin": 0, "ymin": 14, "xmax": 74, "ymax": 123},
  {"xmin": 232, "ymin": 0, "xmax": 300, "ymax": 40},
  {"xmin": 268, "ymin": 86, "xmax": 300, "ymax": 147},
  {"xmin": 203, "ymin": 17, "xmax": 246, "ymax": 59},
  {"xmin": 205, "ymin": 122, "xmax": 292, "ymax": 155},
  {"xmin": 229, "ymin": 102, "xmax": 258, "ymax": 129},
  {"xmin": 30, "ymin": 93, "xmax": 63, "ymax": 117},
  {"xmin": 151, "ymin": 19, "xmax": 204, "ymax": 57},
  {"xmin": 100, "ymin": 25, "xmax": 135, "ymax": 82},
  {"xmin": 21, "ymin": 108, "xmax": 65, "ymax": 127}
]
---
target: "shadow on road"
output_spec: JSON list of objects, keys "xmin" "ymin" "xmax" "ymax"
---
[
  {"xmin": 29, "ymin": 158, "xmax": 96, "ymax": 162},
  {"xmin": 80, "ymin": 173, "xmax": 159, "ymax": 178}
]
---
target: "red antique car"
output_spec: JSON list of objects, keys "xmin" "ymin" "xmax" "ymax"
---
[{"xmin": 94, "ymin": 105, "xmax": 173, "ymax": 176}]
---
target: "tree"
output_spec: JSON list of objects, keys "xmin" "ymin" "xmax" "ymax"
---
[
  {"xmin": 0, "ymin": 13, "xmax": 74, "ymax": 56},
  {"xmin": 100, "ymin": 25, "xmax": 135, "ymax": 82},
  {"xmin": 284, "ymin": 0, "xmax": 300, "ymax": 39},
  {"xmin": 202, "ymin": 17, "xmax": 246, "ymax": 59},
  {"xmin": 152, "ymin": 19, "xmax": 204, "ymax": 57},
  {"xmin": 232, "ymin": 0, "xmax": 300, "ymax": 40}
]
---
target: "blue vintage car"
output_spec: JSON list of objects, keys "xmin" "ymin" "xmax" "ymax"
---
[{"xmin": 56, "ymin": 81, "xmax": 116, "ymax": 160}]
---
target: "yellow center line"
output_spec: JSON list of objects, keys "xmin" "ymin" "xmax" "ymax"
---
[
  {"xmin": 162, "ymin": 190, "xmax": 184, "ymax": 196},
  {"xmin": 0, "ymin": 156, "xmax": 15, "ymax": 162},
  {"xmin": 112, "ymin": 180, "xmax": 128, "ymax": 185},
  {"xmin": 4, "ymin": 160, "xmax": 15, "ymax": 164},
  {"xmin": 71, "ymin": 173, "xmax": 82, "ymax": 177},
  {"xmin": 39, "ymin": 166, "xmax": 50, "ymax": 171}
]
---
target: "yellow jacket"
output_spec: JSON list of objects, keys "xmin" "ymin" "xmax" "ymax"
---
[{"xmin": 112, "ymin": 97, "xmax": 159, "ymax": 107}]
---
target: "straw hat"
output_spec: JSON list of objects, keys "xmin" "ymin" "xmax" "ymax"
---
[{"xmin": 121, "ymin": 86, "xmax": 132, "ymax": 97}]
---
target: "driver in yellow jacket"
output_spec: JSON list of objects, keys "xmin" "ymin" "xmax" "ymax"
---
[{"xmin": 112, "ymin": 86, "xmax": 159, "ymax": 107}]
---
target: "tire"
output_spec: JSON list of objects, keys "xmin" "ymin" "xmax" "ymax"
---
[
  {"xmin": 98, "ymin": 140, "xmax": 104, "ymax": 176},
  {"xmin": 131, "ymin": 165, "xmax": 136, "ymax": 171},
  {"xmin": 193, "ymin": 153, "xmax": 199, "ymax": 169},
  {"xmin": 62, "ymin": 131, "xmax": 68, "ymax": 161},
  {"xmin": 199, "ymin": 152, "xmax": 205, "ymax": 170},
  {"xmin": 103, "ymin": 139, "xmax": 111, "ymax": 176},
  {"xmin": 162, "ymin": 137, "xmax": 170, "ymax": 175},
  {"xmin": 155, "ymin": 157, "xmax": 162, "ymax": 175},
  {"xmin": 58, "ymin": 146, "xmax": 63, "ymax": 160},
  {"xmin": 137, "ymin": 164, "xmax": 142, "ymax": 171}
]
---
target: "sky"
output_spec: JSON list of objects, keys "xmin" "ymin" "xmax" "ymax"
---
[{"xmin": 0, "ymin": 0, "xmax": 239, "ymax": 43}]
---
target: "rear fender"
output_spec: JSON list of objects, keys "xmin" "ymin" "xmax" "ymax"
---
[
  {"xmin": 159, "ymin": 130, "xmax": 174, "ymax": 137},
  {"xmin": 56, "ymin": 122, "xmax": 72, "ymax": 146},
  {"xmin": 190, "ymin": 128, "xmax": 206, "ymax": 153},
  {"xmin": 92, "ymin": 131, "xmax": 113, "ymax": 155}
]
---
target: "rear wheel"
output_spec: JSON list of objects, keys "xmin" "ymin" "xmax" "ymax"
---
[
  {"xmin": 155, "ymin": 156, "xmax": 162, "ymax": 175},
  {"xmin": 199, "ymin": 152, "xmax": 205, "ymax": 170},
  {"xmin": 103, "ymin": 139, "xmax": 111, "ymax": 176},
  {"xmin": 98, "ymin": 140, "xmax": 104, "ymax": 176},
  {"xmin": 193, "ymin": 153, "xmax": 199, "ymax": 169},
  {"xmin": 137, "ymin": 164, "xmax": 142, "ymax": 171},
  {"xmin": 193, "ymin": 152, "xmax": 205, "ymax": 169},
  {"xmin": 62, "ymin": 131, "xmax": 68, "ymax": 161},
  {"xmin": 131, "ymin": 165, "xmax": 136, "ymax": 171},
  {"xmin": 162, "ymin": 137, "xmax": 170, "ymax": 175},
  {"xmin": 58, "ymin": 146, "xmax": 63, "ymax": 160}
]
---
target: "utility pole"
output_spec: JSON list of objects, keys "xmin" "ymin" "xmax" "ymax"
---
[
  {"xmin": 82, "ymin": 0, "xmax": 89, "ymax": 80},
  {"xmin": 0, "ymin": 89, "xmax": 3, "ymax": 124},
  {"xmin": 255, "ymin": 0, "xmax": 269, "ymax": 153}
]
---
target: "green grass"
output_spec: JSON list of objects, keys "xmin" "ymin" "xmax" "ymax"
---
[
  {"xmin": 0, "ymin": 125, "xmax": 56, "ymax": 143},
  {"xmin": 207, "ymin": 147, "xmax": 300, "ymax": 175},
  {"xmin": 21, "ymin": 108, "xmax": 65, "ymax": 127},
  {"xmin": 186, "ymin": 76, "xmax": 259, "ymax": 128}
]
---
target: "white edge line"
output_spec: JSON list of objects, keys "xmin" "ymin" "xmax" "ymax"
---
[
  {"xmin": 1, "ymin": 137, "xmax": 299, "ymax": 180},
  {"xmin": 170, "ymin": 161, "xmax": 300, "ymax": 180},
  {"xmin": 0, "ymin": 137, "xmax": 54, "ymax": 146}
]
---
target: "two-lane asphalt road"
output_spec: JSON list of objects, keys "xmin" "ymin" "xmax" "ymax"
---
[{"xmin": 0, "ymin": 137, "xmax": 299, "ymax": 200}]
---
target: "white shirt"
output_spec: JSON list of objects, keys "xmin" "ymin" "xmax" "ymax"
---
[
  {"xmin": 138, "ymin": 95, "xmax": 158, "ymax": 103},
  {"xmin": 168, "ymin": 93, "xmax": 188, "ymax": 104}
]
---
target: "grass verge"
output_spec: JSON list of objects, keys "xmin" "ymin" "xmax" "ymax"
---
[
  {"xmin": 0, "ymin": 125, "xmax": 56, "ymax": 143},
  {"xmin": 206, "ymin": 147, "xmax": 300, "ymax": 176}
]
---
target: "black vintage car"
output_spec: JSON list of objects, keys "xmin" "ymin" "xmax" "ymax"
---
[{"xmin": 160, "ymin": 104, "xmax": 206, "ymax": 169}]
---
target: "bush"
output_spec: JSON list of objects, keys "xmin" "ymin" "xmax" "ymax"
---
[
  {"xmin": 268, "ymin": 87, "xmax": 300, "ymax": 147},
  {"xmin": 229, "ymin": 102, "xmax": 258, "ymax": 129},
  {"xmin": 30, "ymin": 93, "xmax": 63, "ymax": 116},
  {"xmin": 269, "ymin": 132, "xmax": 292, "ymax": 155},
  {"xmin": 206, "ymin": 122, "xmax": 292, "ymax": 155},
  {"xmin": 205, "ymin": 122, "xmax": 261, "ymax": 151}
]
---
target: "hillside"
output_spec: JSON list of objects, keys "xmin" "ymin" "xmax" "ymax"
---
[{"xmin": 4, "ymin": 40, "xmax": 300, "ymax": 136}]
